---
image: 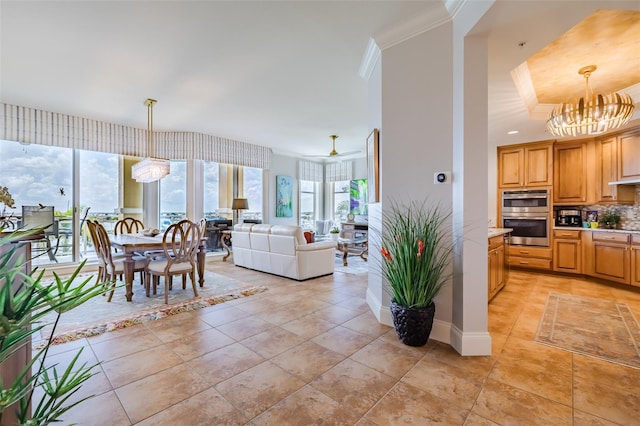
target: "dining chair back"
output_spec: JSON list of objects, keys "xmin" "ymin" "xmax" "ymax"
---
[
  {"xmin": 145, "ymin": 219, "xmax": 201, "ymax": 304},
  {"xmin": 114, "ymin": 217, "xmax": 145, "ymax": 235},
  {"xmin": 21, "ymin": 205, "xmax": 58, "ymax": 262}
]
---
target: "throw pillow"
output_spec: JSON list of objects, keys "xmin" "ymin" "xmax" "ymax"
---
[{"xmin": 303, "ymin": 231, "xmax": 315, "ymax": 243}]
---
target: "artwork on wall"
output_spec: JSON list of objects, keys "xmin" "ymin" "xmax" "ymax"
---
[
  {"xmin": 350, "ymin": 179, "xmax": 368, "ymax": 215},
  {"xmin": 366, "ymin": 128, "xmax": 379, "ymax": 203},
  {"xmin": 276, "ymin": 175, "xmax": 293, "ymax": 217}
]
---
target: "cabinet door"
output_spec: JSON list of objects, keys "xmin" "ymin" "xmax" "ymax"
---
[
  {"xmin": 619, "ymin": 130, "xmax": 640, "ymax": 181},
  {"xmin": 592, "ymin": 241, "xmax": 630, "ymax": 284},
  {"xmin": 631, "ymin": 245, "xmax": 640, "ymax": 288},
  {"xmin": 498, "ymin": 147, "xmax": 524, "ymax": 187},
  {"xmin": 596, "ymin": 136, "xmax": 618, "ymax": 202},
  {"xmin": 554, "ymin": 142, "xmax": 587, "ymax": 203},
  {"xmin": 525, "ymin": 145, "xmax": 552, "ymax": 186},
  {"xmin": 553, "ymin": 239, "xmax": 581, "ymax": 273}
]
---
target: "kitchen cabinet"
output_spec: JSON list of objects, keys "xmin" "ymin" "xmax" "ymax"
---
[
  {"xmin": 632, "ymin": 234, "xmax": 640, "ymax": 288},
  {"xmin": 618, "ymin": 129, "xmax": 640, "ymax": 181},
  {"xmin": 590, "ymin": 231, "xmax": 630, "ymax": 285},
  {"xmin": 553, "ymin": 141, "xmax": 587, "ymax": 204},
  {"xmin": 508, "ymin": 245, "xmax": 552, "ymax": 270},
  {"xmin": 553, "ymin": 230, "xmax": 582, "ymax": 273},
  {"xmin": 595, "ymin": 136, "xmax": 635, "ymax": 203},
  {"xmin": 498, "ymin": 141, "xmax": 553, "ymax": 188},
  {"xmin": 488, "ymin": 235, "xmax": 506, "ymax": 301}
]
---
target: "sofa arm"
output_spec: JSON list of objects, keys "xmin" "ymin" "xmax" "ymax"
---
[{"xmin": 297, "ymin": 240, "xmax": 337, "ymax": 251}]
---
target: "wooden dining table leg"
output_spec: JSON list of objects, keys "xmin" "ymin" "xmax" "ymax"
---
[
  {"xmin": 197, "ymin": 243, "xmax": 205, "ymax": 287},
  {"xmin": 124, "ymin": 251, "xmax": 135, "ymax": 302}
]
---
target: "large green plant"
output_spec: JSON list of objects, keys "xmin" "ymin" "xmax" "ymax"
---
[
  {"xmin": 378, "ymin": 200, "xmax": 453, "ymax": 309},
  {"xmin": 0, "ymin": 231, "xmax": 106, "ymax": 425}
]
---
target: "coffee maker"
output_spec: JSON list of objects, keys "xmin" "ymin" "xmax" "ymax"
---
[{"xmin": 556, "ymin": 209, "xmax": 582, "ymax": 227}]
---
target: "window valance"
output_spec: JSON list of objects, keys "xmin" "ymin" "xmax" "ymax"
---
[
  {"xmin": 325, "ymin": 161, "xmax": 353, "ymax": 182},
  {"xmin": 0, "ymin": 103, "xmax": 271, "ymax": 169},
  {"xmin": 297, "ymin": 160, "xmax": 324, "ymax": 182}
]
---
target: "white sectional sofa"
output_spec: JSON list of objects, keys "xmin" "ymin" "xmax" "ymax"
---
[{"xmin": 231, "ymin": 223, "xmax": 337, "ymax": 280}]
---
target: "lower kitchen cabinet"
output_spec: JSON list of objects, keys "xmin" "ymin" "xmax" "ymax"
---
[
  {"xmin": 488, "ymin": 235, "xmax": 505, "ymax": 301},
  {"xmin": 632, "ymin": 234, "xmax": 640, "ymax": 288},
  {"xmin": 553, "ymin": 229, "xmax": 582, "ymax": 273},
  {"xmin": 508, "ymin": 245, "xmax": 552, "ymax": 270},
  {"xmin": 591, "ymin": 232, "xmax": 630, "ymax": 285}
]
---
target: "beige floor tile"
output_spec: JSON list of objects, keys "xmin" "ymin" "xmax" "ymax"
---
[
  {"xmin": 271, "ymin": 341, "xmax": 345, "ymax": 383},
  {"xmin": 239, "ymin": 326, "xmax": 306, "ymax": 358},
  {"xmin": 402, "ymin": 356, "xmax": 484, "ymax": 411},
  {"xmin": 255, "ymin": 304, "xmax": 318, "ymax": 325},
  {"xmin": 252, "ymin": 384, "xmax": 354, "ymax": 425},
  {"xmin": 363, "ymin": 381, "xmax": 469, "ymax": 425},
  {"xmin": 463, "ymin": 413, "xmax": 501, "ymax": 425},
  {"xmin": 310, "ymin": 358, "xmax": 396, "ymax": 419},
  {"xmin": 472, "ymin": 379, "xmax": 572, "ymax": 425},
  {"xmin": 166, "ymin": 327, "xmax": 235, "ymax": 361},
  {"xmin": 314, "ymin": 288, "xmax": 359, "ymax": 305},
  {"xmin": 279, "ymin": 312, "xmax": 340, "ymax": 339},
  {"xmin": 135, "ymin": 387, "xmax": 248, "ymax": 426},
  {"xmin": 423, "ymin": 341, "xmax": 496, "ymax": 378},
  {"xmin": 216, "ymin": 315, "xmax": 274, "ymax": 340},
  {"xmin": 145, "ymin": 312, "xmax": 212, "ymax": 343},
  {"xmin": 215, "ymin": 360, "xmax": 306, "ymax": 419},
  {"xmin": 61, "ymin": 390, "xmax": 131, "ymax": 426},
  {"xmin": 101, "ymin": 345, "xmax": 183, "ymax": 388},
  {"xmin": 196, "ymin": 305, "xmax": 250, "ymax": 327},
  {"xmin": 573, "ymin": 409, "xmax": 621, "ymax": 426},
  {"xmin": 188, "ymin": 342, "xmax": 264, "ymax": 385},
  {"xmin": 573, "ymin": 354, "xmax": 640, "ymax": 425},
  {"xmin": 342, "ymin": 311, "xmax": 393, "ymax": 337},
  {"xmin": 89, "ymin": 327, "xmax": 164, "ymax": 362},
  {"xmin": 490, "ymin": 336, "xmax": 573, "ymax": 405},
  {"xmin": 311, "ymin": 325, "xmax": 375, "ymax": 356},
  {"xmin": 350, "ymin": 339, "xmax": 422, "ymax": 379},
  {"xmin": 314, "ymin": 304, "xmax": 363, "ymax": 324},
  {"xmin": 114, "ymin": 364, "xmax": 209, "ymax": 423}
]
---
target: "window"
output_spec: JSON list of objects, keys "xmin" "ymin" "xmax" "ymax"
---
[
  {"xmin": 333, "ymin": 180, "xmax": 350, "ymax": 224},
  {"xmin": 299, "ymin": 180, "xmax": 316, "ymax": 229},
  {"xmin": 202, "ymin": 161, "xmax": 220, "ymax": 219},
  {"xmin": 242, "ymin": 166, "xmax": 263, "ymax": 222},
  {"xmin": 159, "ymin": 160, "xmax": 187, "ymax": 229}
]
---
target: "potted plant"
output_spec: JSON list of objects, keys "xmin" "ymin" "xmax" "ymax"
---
[
  {"xmin": 329, "ymin": 226, "xmax": 340, "ymax": 241},
  {"xmin": 600, "ymin": 208, "xmax": 621, "ymax": 229},
  {"xmin": 0, "ymin": 230, "xmax": 106, "ymax": 424},
  {"xmin": 378, "ymin": 200, "xmax": 452, "ymax": 346}
]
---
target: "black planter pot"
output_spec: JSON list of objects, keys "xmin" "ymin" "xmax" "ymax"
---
[{"xmin": 390, "ymin": 300, "xmax": 436, "ymax": 347}]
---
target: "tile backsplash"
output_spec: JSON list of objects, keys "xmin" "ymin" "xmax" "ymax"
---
[{"xmin": 582, "ymin": 186, "xmax": 640, "ymax": 231}]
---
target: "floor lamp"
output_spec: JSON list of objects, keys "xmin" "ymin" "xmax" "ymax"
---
[{"xmin": 232, "ymin": 198, "xmax": 249, "ymax": 226}]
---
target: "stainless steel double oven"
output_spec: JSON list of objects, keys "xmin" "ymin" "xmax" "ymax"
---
[{"xmin": 501, "ymin": 189, "xmax": 550, "ymax": 247}]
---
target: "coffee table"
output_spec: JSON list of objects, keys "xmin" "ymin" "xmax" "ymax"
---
[{"xmin": 336, "ymin": 236, "xmax": 368, "ymax": 267}]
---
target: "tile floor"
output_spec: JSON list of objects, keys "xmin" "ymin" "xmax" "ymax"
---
[{"xmin": 39, "ymin": 261, "xmax": 640, "ymax": 425}]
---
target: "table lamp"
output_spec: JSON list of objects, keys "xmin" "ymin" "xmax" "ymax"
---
[{"xmin": 232, "ymin": 198, "xmax": 249, "ymax": 225}]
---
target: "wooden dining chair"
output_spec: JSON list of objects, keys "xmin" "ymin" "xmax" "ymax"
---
[
  {"xmin": 145, "ymin": 219, "xmax": 201, "ymax": 304},
  {"xmin": 89, "ymin": 220, "xmax": 147, "ymax": 302},
  {"xmin": 114, "ymin": 217, "xmax": 144, "ymax": 235}
]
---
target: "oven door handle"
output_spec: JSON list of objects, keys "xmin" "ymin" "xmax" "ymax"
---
[{"xmin": 503, "ymin": 216, "xmax": 548, "ymax": 220}]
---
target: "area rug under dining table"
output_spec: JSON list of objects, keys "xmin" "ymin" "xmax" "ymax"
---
[{"xmin": 36, "ymin": 270, "xmax": 267, "ymax": 346}]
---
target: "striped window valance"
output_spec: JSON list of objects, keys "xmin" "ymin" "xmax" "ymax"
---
[
  {"xmin": 325, "ymin": 160, "xmax": 353, "ymax": 182},
  {"xmin": 297, "ymin": 160, "xmax": 323, "ymax": 182},
  {"xmin": 0, "ymin": 103, "xmax": 271, "ymax": 169}
]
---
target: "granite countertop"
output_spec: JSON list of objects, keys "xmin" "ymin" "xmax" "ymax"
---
[
  {"xmin": 552, "ymin": 226, "xmax": 640, "ymax": 235},
  {"xmin": 488, "ymin": 228, "xmax": 513, "ymax": 238}
]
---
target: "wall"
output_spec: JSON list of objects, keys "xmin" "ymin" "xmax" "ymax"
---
[{"xmin": 267, "ymin": 154, "xmax": 299, "ymax": 225}]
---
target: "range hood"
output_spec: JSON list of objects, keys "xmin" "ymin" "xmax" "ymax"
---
[{"xmin": 608, "ymin": 178, "xmax": 640, "ymax": 185}]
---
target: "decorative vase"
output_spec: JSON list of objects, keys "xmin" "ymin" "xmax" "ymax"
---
[{"xmin": 390, "ymin": 299, "xmax": 435, "ymax": 347}]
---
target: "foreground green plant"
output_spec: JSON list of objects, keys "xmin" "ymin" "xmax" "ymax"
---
[
  {"xmin": 0, "ymin": 230, "xmax": 107, "ymax": 425},
  {"xmin": 378, "ymin": 200, "xmax": 453, "ymax": 308}
]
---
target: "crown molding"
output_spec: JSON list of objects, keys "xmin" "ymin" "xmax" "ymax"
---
[{"xmin": 358, "ymin": 38, "xmax": 381, "ymax": 80}]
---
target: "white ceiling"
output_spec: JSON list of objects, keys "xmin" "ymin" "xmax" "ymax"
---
[{"xmin": 1, "ymin": 1, "xmax": 639, "ymax": 160}]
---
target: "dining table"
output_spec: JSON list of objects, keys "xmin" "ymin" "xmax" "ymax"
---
[{"xmin": 109, "ymin": 233, "xmax": 206, "ymax": 302}]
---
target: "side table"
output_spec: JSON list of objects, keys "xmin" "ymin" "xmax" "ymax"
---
[{"xmin": 220, "ymin": 230, "xmax": 232, "ymax": 261}]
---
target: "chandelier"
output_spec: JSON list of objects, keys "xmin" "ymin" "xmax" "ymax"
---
[
  {"xmin": 131, "ymin": 98, "xmax": 170, "ymax": 183},
  {"xmin": 546, "ymin": 65, "xmax": 635, "ymax": 137}
]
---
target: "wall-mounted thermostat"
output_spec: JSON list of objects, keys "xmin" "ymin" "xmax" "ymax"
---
[{"xmin": 433, "ymin": 171, "xmax": 451, "ymax": 184}]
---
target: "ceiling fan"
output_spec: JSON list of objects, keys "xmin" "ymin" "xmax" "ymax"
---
[{"xmin": 304, "ymin": 134, "xmax": 360, "ymax": 158}]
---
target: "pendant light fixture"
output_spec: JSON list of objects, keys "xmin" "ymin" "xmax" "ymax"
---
[
  {"xmin": 546, "ymin": 65, "xmax": 635, "ymax": 137},
  {"xmin": 131, "ymin": 98, "xmax": 170, "ymax": 183}
]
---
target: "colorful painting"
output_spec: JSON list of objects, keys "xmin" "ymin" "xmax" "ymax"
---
[
  {"xmin": 349, "ymin": 179, "xmax": 368, "ymax": 215},
  {"xmin": 276, "ymin": 175, "xmax": 293, "ymax": 217}
]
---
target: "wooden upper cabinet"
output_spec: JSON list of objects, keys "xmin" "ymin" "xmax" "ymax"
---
[
  {"xmin": 595, "ymin": 136, "xmax": 635, "ymax": 203},
  {"xmin": 554, "ymin": 141, "xmax": 587, "ymax": 204},
  {"xmin": 498, "ymin": 142, "xmax": 552, "ymax": 188},
  {"xmin": 618, "ymin": 129, "xmax": 640, "ymax": 181}
]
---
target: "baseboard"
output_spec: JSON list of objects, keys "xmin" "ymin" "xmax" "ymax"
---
[
  {"xmin": 450, "ymin": 324, "xmax": 492, "ymax": 356},
  {"xmin": 366, "ymin": 288, "xmax": 451, "ymax": 345}
]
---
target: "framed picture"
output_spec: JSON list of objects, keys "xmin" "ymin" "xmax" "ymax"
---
[
  {"xmin": 276, "ymin": 175, "xmax": 293, "ymax": 217},
  {"xmin": 366, "ymin": 128, "xmax": 379, "ymax": 203}
]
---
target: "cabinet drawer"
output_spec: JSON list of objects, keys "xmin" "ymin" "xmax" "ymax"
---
[
  {"xmin": 509, "ymin": 256, "xmax": 552, "ymax": 270},
  {"xmin": 553, "ymin": 230, "xmax": 582, "ymax": 239},
  {"xmin": 632, "ymin": 234, "xmax": 640, "ymax": 246},
  {"xmin": 508, "ymin": 245, "xmax": 552, "ymax": 259},
  {"xmin": 488, "ymin": 235, "xmax": 504, "ymax": 250},
  {"xmin": 592, "ymin": 232, "xmax": 630, "ymax": 244}
]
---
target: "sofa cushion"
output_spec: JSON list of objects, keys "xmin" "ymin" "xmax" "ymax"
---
[
  {"xmin": 235, "ymin": 223, "xmax": 254, "ymax": 232},
  {"xmin": 270, "ymin": 225, "xmax": 306, "ymax": 245}
]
